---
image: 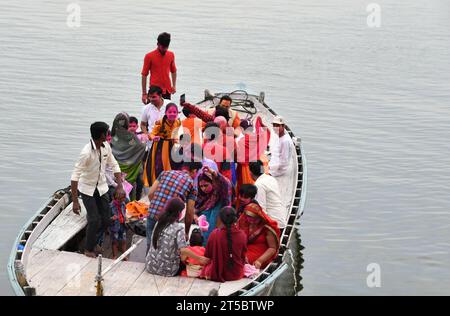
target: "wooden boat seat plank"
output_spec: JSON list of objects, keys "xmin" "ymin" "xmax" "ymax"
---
[
  {"xmin": 56, "ymin": 256, "xmax": 114, "ymax": 296},
  {"xmin": 158, "ymin": 274, "xmax": 197, "ymax": 296},
  {"xmin": 33, "ymin": 199, "xmax": 87, "ymax": 251},
  {"xmin": 28, "ymin": 250, "xmax": 92, "ymax": 295},
  {"xmin": 27, "ymin": 248, "xmax": 62, "ymax": 279},
  {"xmin": 124, "ymin": 271, "xmax": 159, "ymax": 296},
  {"xmin": 186, "ymin": 278, "xmax": 220, "ymax": 296},
  {"xmin": 102, "ymin": 261, "xmax": 146, "ymax": 296}
]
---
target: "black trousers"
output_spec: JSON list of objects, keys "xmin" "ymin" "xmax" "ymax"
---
[
  {"xmin": 162, "ymin": 92, "xmax": 171, "ymax": 100},
  {"xmin": 80, "ymin": 189, "xmax": 110, "ymax": 252}
]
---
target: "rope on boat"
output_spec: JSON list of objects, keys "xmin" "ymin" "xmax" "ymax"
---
[{"xmin": 198, "ymin": 90, "xmax": 258, "ymax": 120}]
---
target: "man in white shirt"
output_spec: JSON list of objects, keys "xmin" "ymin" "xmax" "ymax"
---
[
  {"xmin": 269, "ymin": 115, "xmax": 292, "ymax": 177},
  {"xmin": 71, "ymin": 122, "xmax": 124, "ymax": 258},
  {"xmin": 249, "ymin": 160, "xmax": 287, "ymax": 228},
  {"xmin": 140, "ymin": 85, "xmax": 169, "ymax": 148}
]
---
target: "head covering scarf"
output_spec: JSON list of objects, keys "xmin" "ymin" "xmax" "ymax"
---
[
  {"xmin": 195, "ymin": 166, "xmax": 232, "ymax": 212},
  {"xmin": 111, "ymin": 112, "xmax": 146, "ymax": 182},
  {"xmin": 238, "ymin": 200, "xmax": 280, "ymax": 247}
]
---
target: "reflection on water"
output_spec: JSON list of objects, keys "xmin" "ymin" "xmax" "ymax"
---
[{"xmin": 271, "ymin": 228, "xmax": 305, "ymax": 296}]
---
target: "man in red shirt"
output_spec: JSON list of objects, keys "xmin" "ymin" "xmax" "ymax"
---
[{"xmin": 141, "ymin": 32, "xmax": 177, "ymax": 103}]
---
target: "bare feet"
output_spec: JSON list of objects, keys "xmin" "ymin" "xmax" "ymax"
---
[
  {"xmin": 84, "ymin": 251, "xmax": 96, "ymax": 258},
  {"xmin": 94, "ymin": 245, "xmax": 103, "ymax": 255}
]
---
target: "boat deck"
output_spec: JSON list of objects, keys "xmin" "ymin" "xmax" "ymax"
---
[
  {"xmin": 20, "ymin": 92, "xmax": 300, "ymax": 296},
  {"xmin": 27, "ymin": 248, "xmax": 251, "ymax": 296}
]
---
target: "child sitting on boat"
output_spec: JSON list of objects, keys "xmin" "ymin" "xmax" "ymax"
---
[
  {"xmin": 180, "ymin": 228, "xmax": 206, "ymax": 278},
  {"xmin": 110, "ymin": 190, "xmax": 129, "ymax": 259}
]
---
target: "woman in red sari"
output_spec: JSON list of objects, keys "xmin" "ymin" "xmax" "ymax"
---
[
  {"xmin": 200, "ymin": 207, "xmax": 247, "ymax": 282},
  {"xmin": 237, "ymin": 184, "xmax": 280, "ymax": 269}
]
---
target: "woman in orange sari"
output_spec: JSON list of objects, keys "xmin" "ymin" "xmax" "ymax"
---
[
  {"xmin": 143, "ymin": 103, "xmax": 181, "ymax": 186},
  {"xmin": 237, "ymin": 184, "xmax": 280, "ymax": 269},
  {"xmin": 234, "ymin": 116, "xmax": 271, "ymax": 209}
]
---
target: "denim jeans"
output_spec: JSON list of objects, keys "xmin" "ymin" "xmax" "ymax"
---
[{"xmin": 146, "ymin": 216, "xmax": 158, "ymax": 253}]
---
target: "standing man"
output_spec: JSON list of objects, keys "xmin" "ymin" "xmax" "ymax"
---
[
  {"xmin": 71, "ymin": 122, "xmax": 125, "ymax": 258},
  {"xmin": 269, "ymin": 116, "xmax": 292, "ymax": 177},
  {"xmin": 140, "ymin": 85, "xmax": 168, "ymax": 139},
  {"xmin": 141, "ymin": 32, "xmax": 177, "ymax": 102}
]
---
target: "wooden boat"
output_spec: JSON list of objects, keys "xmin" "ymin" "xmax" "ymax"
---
[{"xmin": 7, "ymin": 90, "xmax": 307, "ymax": 296}]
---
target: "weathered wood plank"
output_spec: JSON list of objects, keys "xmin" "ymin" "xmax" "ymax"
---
[
  {"xmin": 186, "ymin": 278, "xmax": 220, "ymax": 296},
  {"xmin": 26, "ymin": 248, "xmax": 61, "ymax": 279},
  {"xmin": 33, "ymin": 199, "xmax": 87, "ymax": 251},
  {"xmin": 124, "ymin": 270, "xmax": 159, "ymax": 296},
  {"xmin": 102, "ymin": 261, "xmax": 145, "ymax": 296},
  {"xmin": 153, "ymin": 274, "xmax": 170, "ymax": 295},
  {"xmin": 159, "ymin": 275, "xmax": 196, "ymax": 296},
  {"xmin": 22, "ymin": 194, "xmax": 68, "ymax": 269},
  {"xmin": 29, "ymin": 250, "xmax": 92, "ymax": 296},
  {"xmin": 56, "ymin": 256, "xmax": 114, "ymax": 296}
]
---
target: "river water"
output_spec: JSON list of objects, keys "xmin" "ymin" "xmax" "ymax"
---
[{"xmin": 0, "ymin": 0, "xmax": 449, "ymax": 295}]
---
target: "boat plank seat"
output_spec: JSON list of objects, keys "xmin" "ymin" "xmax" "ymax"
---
[
  {"xmin": 102, "ymin": 261, "xmax": 146, "ymax": 296},
  {"xmin": 186, "ymin": 278, "xmax": 220, "ymax": 296},
  {"xmin": 27, "ymin": 247, "xmax": 62, "ymax": 279},
  {"xmin": 124, "ymin": 271, "xmax": 160, "ymax": 296},
  {"xmin": 28, "ymin": 250, "xmax": 92, "ymax": 295},
  {"xmin": 32, "ymin": 199, "xmax": 87, "ymax": 251},
  {"xmin": 57, "ymin": 256, "xmax": 114, "ymax": 296}
]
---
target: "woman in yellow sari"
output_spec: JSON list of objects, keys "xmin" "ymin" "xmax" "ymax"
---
[{"xmin": 144, "ymin": 103, "xmax": 182, "ymax": 186}]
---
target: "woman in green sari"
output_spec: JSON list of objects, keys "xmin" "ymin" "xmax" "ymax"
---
[{"xmin": 111, "ymin": 112, "xmax": 147, "ymax": 200}]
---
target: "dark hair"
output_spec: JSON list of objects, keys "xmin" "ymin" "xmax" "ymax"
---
[
  {"xmin": 198, "ymin": 172, "xmax": 213, "ymax": 185},
  {"xmin": 219, "ymin": 206, "xmax": 238, "ymax": 268},
  {"xmin": 249, "ymin": 160, "xmax": 264, "ymax": 177},
  {"xmin": 240, "ymin": 119, "xmax": 252, "ymax": 130},
  {"xmin": 239, "ymin": 184, "xmax": 258, "ymax": 199},
  {"xmin": 148, "ymin": 85, "xmax": 163, "ymax": 96},
  {"xmin": 90, "ymin": 122, "xmax": 109, "ymax": 140},
  {"xmin": 189, "ymin": 229, "xmax": 204, "ymax": 247},
  {"xmin": 182, "ymin": 107, "xmax": 191, "ymax": 118},
  {"xmin": 157, "ymin": 32, "xmax": 171, "ymax": 47},
  {"xmin": 182, "ymin": 160, "xmax": 203, "ymax": 171},
  {"xmin": 204, "ymin": 122, "xmax": 220, "ymax": 141},
  {"xmin": 129, "ymin": 116, "xmax": 138, "ymax": 125},
  {"xmin": 214, "ymin": 106, "xmax": 230, "ymax": 122},
  {"xmin": 219, "ymin": 95, "xmax": 232, "ymax": 105},
  {"xmin": 160, "ymin": 103, "xmax": 178, "ymax": 135},
  {"xmin": 152, "ymin": 197, "xmax": 185, "ymax": 250}
]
